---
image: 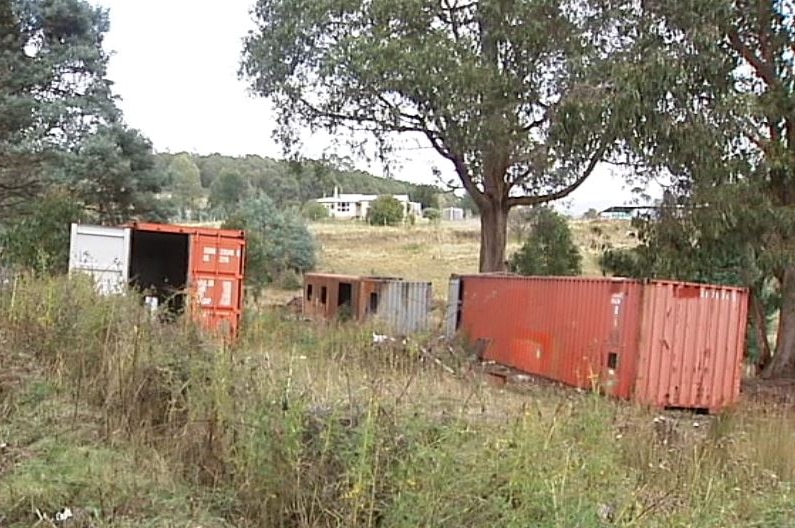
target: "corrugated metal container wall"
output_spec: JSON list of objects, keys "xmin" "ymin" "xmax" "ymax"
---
[
  {"xmin": 455, "ymin": 275, "xmax": 644, "ymax": 396},
  {"xmin": 69, "ymin": 222, "xmax": 246, "ymax": 338},
  {"xmin": 302, "ymin": 274, "xmax": 433, "ymax": 335},
  {"xmin": 634, "ymin": 281, "xmax": 748, "ymax": 411},
  {"xmin": 375, "ymin": 280, "xmax": 433, "ymax": 335},
  {"xmin": 449, "ymin": 274, "xmax": 749, "ymax": 413}
]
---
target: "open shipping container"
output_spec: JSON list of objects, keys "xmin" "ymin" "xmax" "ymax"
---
[
  {"xmin": 68, "ymin": 222, "xmax": 245, "ymax": 337},
  {"xmin": 447, "ymin": 274, "xmax": 749, "ymax": 413},
  {"xmin": 303, "ymin": 273, "xmax": 432, "ymax": 335}
]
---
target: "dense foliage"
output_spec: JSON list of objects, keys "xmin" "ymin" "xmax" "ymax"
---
[
  {"xmin": 366, "ymin": 196, "xmax": 405, "ymax": 226},
  {"xmin": 607, "ymin": 1, "xmax": 795, "ymax": 377},
  {"xmin": 0, "ymin": 189, "xmax": 88, "ymax": 274},
  {"xmin": 598, "ymin": 206, "xmax": 778, "ymax": 366},
  {"xmin": 241, "ymin": 0, "xmax": 642, "ymax": 271},
  {"xmin": 301, "ymin": 201, "xmax": 330, "ymax": 221},
  {"xmin": 509, "ymin": 208, "xmax": 582, "ymax": 277},
  {"xmin": 0, "ymin": 0, "xmax": 117, "ymax": 211},
  {"xmin": 222, "ymin": 194, "xmax": 317, "ymax": 294}
]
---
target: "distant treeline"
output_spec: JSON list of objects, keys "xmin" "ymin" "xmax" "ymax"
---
[{"xmin": 156, "ymin": 152, "xmax": 435, "ymax": 209}]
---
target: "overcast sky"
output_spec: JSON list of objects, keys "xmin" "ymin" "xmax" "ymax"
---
[{"xmin": 93, "ymin": 0, "xmax": 658, "ymax": 215}]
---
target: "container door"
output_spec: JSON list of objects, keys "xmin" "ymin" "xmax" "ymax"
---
[
  {"xmin": 68, "ymin": 223, "xmax": 131, "ymax": 295},
  {"xmin": 445, "ymin": 277, "xmax": 461, "ymax": 339},
  {"xmin": 189, "ymin": 232, "xmax": 245, "ymax": 336},
  {"xmin": 600, "ymin": 291, "xmax": 628, "ymax": 396}
]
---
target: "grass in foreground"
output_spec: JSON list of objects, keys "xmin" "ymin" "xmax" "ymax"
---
[{"xmin": 1, "ymin": 276, "xmax": 794, "ymax": 527}]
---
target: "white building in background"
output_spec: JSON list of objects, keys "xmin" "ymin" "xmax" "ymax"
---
[
  {"xmin": 441, "ymin": 207, "xmax": 465, "ymax": 221},
  {"xmin": 316, "ymin": 187, "xmax": 423, "ymax": 220}
]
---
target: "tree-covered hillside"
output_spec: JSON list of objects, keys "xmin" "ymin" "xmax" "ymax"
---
[{"xmin": 156, "ymin": 152, "xmax": 431, "ymax": 211}]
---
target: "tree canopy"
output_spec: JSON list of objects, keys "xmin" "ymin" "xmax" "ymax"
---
[
  {"xmin": 241, "ymin": 0, "xmax": 635, "ymax": 271},
  {"xmin": 509, "ymin": 207, "xmax": 582, "ymax": 276},
  {"xmin": 610, "ymin": 0, "xmax": 795, "ymax": 378},
  {"xmin": 0, "ymin": 0, "xmax": 117, "ymax": 212}
]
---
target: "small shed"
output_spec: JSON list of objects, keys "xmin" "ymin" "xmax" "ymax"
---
[
  {"xmin": 303, "ymin": 273, "xmax": 432, "ymax": 335},
  {"xmin": 441, "ymin": 207, "xmax": 465, "ymax": 221}
]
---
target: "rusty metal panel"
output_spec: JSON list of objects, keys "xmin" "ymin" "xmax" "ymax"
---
[
  {"xmin": 634, "ymin": 281, "xmax": 748, "ymax": 412},
  {"xmin": 457, "ymin": 275, "xmax": 643, "ymax": 394},
  {"xmin": 189, "ymin": 230, "xmax": 245, "ymax": 337},
  {"xmin": 302, "ymin": 274, "xmax": 433, "ymax": 335},
  {"xmin": 452, "ymin": 274, "xmax": 749, "ymax": 413},
  {"xmin": 72, "ymin": 221, "xmax": 246, "ymax": 339},
  {"xmin": 130, "ymin": 222, "xmax": 246, "ymax": 338},
  {"xmin": 376, "ymin": 280, "xmax": 433, "ymax": 335},
  {"xmin": 302, "ymin": 273, "xmax": 362, "ymax": 321}
]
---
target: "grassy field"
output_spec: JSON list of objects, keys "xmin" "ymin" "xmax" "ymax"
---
[
  {"xmin": 2, "ymin": 220, "xmax": 795, "ymax": 527},
  {"xmin": 264, "ymin": 217, "xmax": 639, "ymax": 304}
]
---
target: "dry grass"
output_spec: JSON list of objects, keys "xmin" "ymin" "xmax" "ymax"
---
[
  {"xmin": 304, "ymin": 217, "xmax": 637, "ymax": 301},
  {"xmin": 309, "ymin": 219, "xmax": 485, "ymax": 299},
  {"xmin": 1, "ymin": 276, "xmax": 795, "ymax": 527},
  {"xmin": 3, "ymin": 219, "xmax": 795, "ymax": 527}
]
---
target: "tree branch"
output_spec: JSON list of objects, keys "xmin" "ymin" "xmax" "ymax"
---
[
  {"xmin": 726, "ymin": 30, "xmax": 779, "ymax": 89},
  {"xmin": 298, "ymin": 96, "xmax": 428, "ymax": 135},
  {"xmin": 507, "ymin": 131, "xmax": 613, "ymax": 208},
  {"xmin": 522, "ymin": 117, "xmax": 546, "ymax": 132},
  {"xmin": 421, "ymin": 129, "xmax": 484, "ymax": 207}
]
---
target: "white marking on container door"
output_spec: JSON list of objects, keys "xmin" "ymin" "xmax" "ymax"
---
[{"xmin": 220, "ymin": 280, "xmax": 233, "ymax": 307}]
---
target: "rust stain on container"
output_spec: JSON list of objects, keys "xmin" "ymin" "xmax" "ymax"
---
[
  {"xmin": 303, "ymin": 273, "xmax": 431, "ymax": 335},
  {"xmin": 447, "ymin": 275, "xmax": 748, "ymax": 413}
]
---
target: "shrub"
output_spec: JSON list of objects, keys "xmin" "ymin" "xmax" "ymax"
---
[
  {"xmin": 0, "ymin": 189, "xmax": 89, "ymax": 275},
  {"xmin": 301, "ymin": 201, "xmax": 330, "ymax": 221},
  {"xmin": 366, "ymin": 195, "xmax": 404, "ymax": 226},
  {"xmin": 509, "ymin": 207, "xmax": 582, "ymax": 276},
  {"xmin": 222, "ymin": 194, "xmax": 317, "ymax": 295},
  {"xmin": 422, "ymin": 208, "xmax": 441, "ymax": 221}
]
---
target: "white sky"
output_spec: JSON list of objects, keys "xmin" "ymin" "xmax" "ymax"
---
[{"xmin": 94, "ymin": 0, "xmax": 658, "ymax": 215}]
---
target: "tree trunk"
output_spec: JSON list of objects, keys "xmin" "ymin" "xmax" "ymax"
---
[
  {"xmin": 479, "ymin": 202, "xmax": 510, "ymax": 272},
  {"xmin": 749, "ymin": 290, "xmax": 772, "ymax": 375},
  {"xmin": 762, "ymin": 265, "xmax": 795, "ymax": 378}
]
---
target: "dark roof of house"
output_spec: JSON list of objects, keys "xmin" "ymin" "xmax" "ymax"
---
[{"xmin": 599, "ymin": 205, "xmax": 657, "ymax": 214}]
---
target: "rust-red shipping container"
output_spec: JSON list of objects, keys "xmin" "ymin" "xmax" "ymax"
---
[
  {"xmin": 303, "ymin": 273, "xmax": 432, "ymax": 335},
  {"xmin": 303, "ymin": 273, "xmax": 368, "ymax": 321},
  {"xmin": 446, "ymin": 274, "xmax": 749, "ymax": 413},
  {"xmin": 130, "ymin": 223, "xmax": 246, "ymax": 337},
  {"xmin": 69, "ymin": 222, "xmax": 246, "ymax": 337}
]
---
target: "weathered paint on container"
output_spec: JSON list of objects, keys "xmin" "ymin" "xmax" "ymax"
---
[
  {"xmin": 375, "ymin": 280, "xmax": 433, "ymax": 335},
  {"xmin": 302, "ymin": 273, "xmax": 432, "ymax": 335},
  {"xmin": 303, "ymin": 273, "xmax": 363, "ymax": 321},
  {"xmin": 69, "ymin": 222, "xmax": 246, "ymax": 338},
  {"xmin": 448, "ymin": 274, "xmax": 749, "ymax": 413},
  {"xmin": 633, "ymin": 280, "xmax": 748, "ymax": 411}
]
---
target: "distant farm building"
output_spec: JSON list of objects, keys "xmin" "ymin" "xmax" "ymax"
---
[
  {"xmin": 599, "ymin": 204, "xmax": 693, "ymax": 221},
  {"xmin": 441, "ymin": 207, "xmax": 465, "ymax": 221},
  {"xmin": 599, "ymin": 206, "xmax": 641, "ymax": 220},
  {"xmin": 316, "ymin": 187, "xmax": 422, "ymax": 220}
]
